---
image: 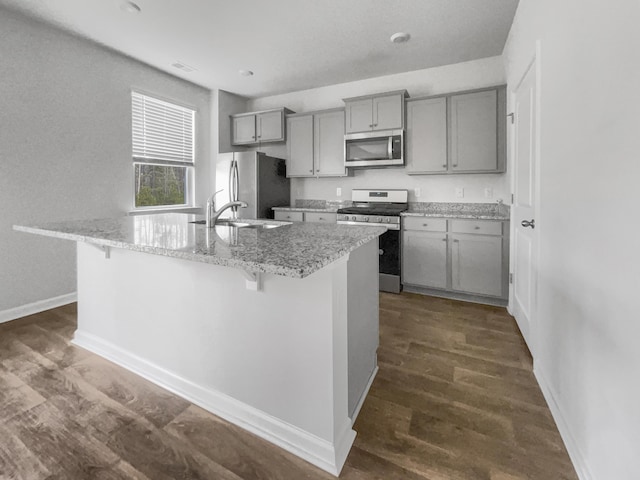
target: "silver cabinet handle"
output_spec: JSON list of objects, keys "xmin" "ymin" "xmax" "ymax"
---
[
  {"xmin": 378, "ymin": 249, "xmax": 384, "ymax": 255},
  {"xmin": 442, "ymin": 164, "xmax": 447, "ymax": 168},
  {"xmin": 521, "ymin": 219, "xmax": 535, "ymax": 229}
]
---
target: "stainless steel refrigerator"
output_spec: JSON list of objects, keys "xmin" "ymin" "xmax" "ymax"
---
[{"xmin": 215, "ymin": 152, "xmax": 290, "ymax": 219}]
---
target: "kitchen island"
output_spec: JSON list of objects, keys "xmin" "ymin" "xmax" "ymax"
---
[{"xmin": 14, "ymin": 213, "xmax": 386, "ymax": 476}]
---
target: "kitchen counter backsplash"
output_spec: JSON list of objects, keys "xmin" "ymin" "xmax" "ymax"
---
[{"xmin": 405, "ymin": 202, "xmax": 510, "ymax": 220}]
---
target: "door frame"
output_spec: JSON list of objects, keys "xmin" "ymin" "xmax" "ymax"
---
[{"xmin": 507, "ymin": 40, "xmax": 542, "ymax": 356}]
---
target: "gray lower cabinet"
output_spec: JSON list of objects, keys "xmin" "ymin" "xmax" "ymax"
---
[
  {"xmin": 274, "ymin": 211, "xmax": 337, "ymax": 223},
  {"xmin": 402, "ymin": 230, "xmax": 447, "ymax": 289},
  {"xmin": 274, "ymin": 211, "xmax": 304, "ymax": 222},
  {"xmin": 402, "ymin": 217, "xmax": 508, "ymax": 303},
  {"xmin": 450, "ymin": 234, "xmax": 503, "ymax": 297},
  {"xmin": 406, "ymin": 86, "xmax": 506, "ymax": 175},
  {"xmin": 286, "ymin": 109, "xmax": 346, "ymax": 178}
]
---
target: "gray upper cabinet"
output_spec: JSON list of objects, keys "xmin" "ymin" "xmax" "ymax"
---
[
  {"xmin": 231, "ymin": 108, "xmax": 293, "ymax": 146},
  {"xmin": 406, "ymin": 97, "xmax": 448, "ymax": 174},
  {"xmin": 232, "ymin": 115, "xmax": 257, "ymax": 145},
  {"xmin": 314, "ymin": 109, "xmax": 346, "ymax": 176},
  {"xmin": 286, "ymin": 108, "xmax": 346, "ymax": 178},
  {"xmin": 406, "ymin": 86, "xmax": 506, "ymax": 175},
  {"xmin": 286, "ymin": 115, "xmax": 314, "ymax": 177},
  {"xmin": 344, "ymin": 91, "xmax": 407, "ymax": 133},
  {"xmin": 449, "ymin": 89, "xmax": 498, "ymax": 172}
]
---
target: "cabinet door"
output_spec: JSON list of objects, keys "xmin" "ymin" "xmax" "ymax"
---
[
  {"xmin": 451, "ymin": 234, "xmax": 502, "ymax": 297},
  {"xmin": 406, "ymin": 98, "xmax": 448, "ymax": 174},
  {"xmin": 373, "ymin": 93, "xmax": 404, "ymax": 131},
  {"xmin": 314, "ymin": 110, "xmax": 346, "ymax": 177},
  {"xmin": 286, "ymin": 115, "xmax": 314, "ymax": 177},
  {"xmin": 449, "ymin": 90, "xmax": 498, "ymax": 172},
  {"xmin": 304, "ymin": 212, "xmax": 337, "ymax": 223},
  {"xmin": 345, "ymin": 99, "xmax": 373, "ymax": 133},
  {"xmin": 402, "ymin": 231, "xmax": 447, "ymax": 289},
  {"xmin": 232, "ymin": 115, "xmax": 256, "ymax": 145},
  {"xmin": 257, "ymin": 111, "xmax": 284, "ymax": 142}
]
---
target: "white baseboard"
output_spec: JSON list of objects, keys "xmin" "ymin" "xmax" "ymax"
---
[
  {"xmin": 350, "ymin": 365, "xmax": 379, "ymax": 426},
  {"xmin": 0, "ymin": 292, "xmax": 77, "ymax": 324},
  {"xmin": 534, "ymin": 361, "xmax": 594, "ymax": 480},
  {"xmin": 72, "ymin": 330, "xmax": 355, "ymax": 476}
]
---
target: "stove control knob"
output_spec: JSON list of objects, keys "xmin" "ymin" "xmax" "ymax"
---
[
  {"xmin": 364, "ymin": 217, "xmax": 369, "ymax": 222},
  {"xmin": 377, "ymin": 217, "xmax": 383, "ymax": 222},
  {"xmin": 386, "ymin": 218, "xmax": 391, "ymax": 223},
  {"xmin": 342, "ymin": 215, "xmax": 349, "ymax": 221},
  {"xmin": 351, "ymin": 216, "xmax": 357, "ymax": 221}
]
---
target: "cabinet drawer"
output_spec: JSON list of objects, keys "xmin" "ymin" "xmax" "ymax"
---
[
  {"xmin": 274, "ymin": 211, "xmax": 304, "ymax": 222},
  {"xmin": 450, "ymin": 220, "xmax": 502, "ymax": 235},
  {"xmin": 403, "ymin": 217, "xmax": 447, "ymax": 232},
  {"xmin": 304, "ymin": 212, "xmax": 337, "ymax": 223}
]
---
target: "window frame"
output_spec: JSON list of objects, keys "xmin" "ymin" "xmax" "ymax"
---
[{"xmin": 131, "ymin": 90, "xmax": 197, "ymax": 212}]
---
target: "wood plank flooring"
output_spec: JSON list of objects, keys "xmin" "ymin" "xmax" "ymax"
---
[{"xmin": 0, "ymin": 294, "xmax": 578, "ymax": 479}]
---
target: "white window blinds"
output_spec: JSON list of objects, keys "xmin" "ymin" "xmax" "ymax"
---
[{"xmin": 132, "ymin": 91, "xmax": 195, "ymax": 164}]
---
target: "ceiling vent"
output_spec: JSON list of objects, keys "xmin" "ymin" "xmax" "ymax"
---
[{"xmin": 172, "ymin": 62, "xmax": 196, "ymax": 73}]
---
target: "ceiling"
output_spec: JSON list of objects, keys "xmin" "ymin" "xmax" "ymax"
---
[{"xmin": 0, "ymin": 0, "xmax": 519, "ymax": 98}]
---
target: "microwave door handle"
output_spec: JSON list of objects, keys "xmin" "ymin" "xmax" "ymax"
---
[{"xmin": 387, "ymin": 136, "xmax": 393, "ymax": 159}]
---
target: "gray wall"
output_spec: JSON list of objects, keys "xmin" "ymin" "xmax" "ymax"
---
[
  {"xmin": 504, "ymin": 0, "xmax": 640, "ymax": 478},
  {"xmin": 0, "ymin": 10, "xmax": 211, "ymax": 313}
]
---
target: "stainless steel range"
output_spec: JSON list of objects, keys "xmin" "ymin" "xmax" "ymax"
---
[{"xmin": 337, "ymin": 189, "xmax": 408, "ymax": 293}]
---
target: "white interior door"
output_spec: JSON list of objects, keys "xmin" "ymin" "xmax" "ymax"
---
[{"xmin": 511, "ymin": 59, "xmax": 538, "ymax": 354}]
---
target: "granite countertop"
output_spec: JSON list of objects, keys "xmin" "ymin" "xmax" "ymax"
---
[
  {"xmin": 14, "ymin": 214, "xmax": 385, "ymax": 279},
  {"xmin": 402, "ymin": 202, "xmax": 510, "ymax": 220},
  {"xmin": 272, "ymin": 206, "xmax": 339, "ymax": 213}
]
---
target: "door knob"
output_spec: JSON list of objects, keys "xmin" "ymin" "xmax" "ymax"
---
[{"xmin": 521, "ymin": 219, "xmax": 535, "ymax": 229}]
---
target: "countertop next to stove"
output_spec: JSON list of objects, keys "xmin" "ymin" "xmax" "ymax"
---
[
  {"xmin": 274, "ymin": 200, "xmax": 510, "ymax": 220},
  {"xmin": 403, "ymin": 202, "xmax": 510, "ymax": 220}
]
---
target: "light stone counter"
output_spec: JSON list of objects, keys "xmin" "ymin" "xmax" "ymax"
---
[
  {"xmin": 403, "ymin": 202, "xmax": 510, "ymax": 221},
  {"xmin": 14, "ymin": 213, "xmax": 386, "ymax": 279},
  {"xmin": 272, "ymin": 206, "xmax": 339, "ymax": 213}
]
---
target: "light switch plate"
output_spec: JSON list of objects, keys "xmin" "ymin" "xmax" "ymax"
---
[
  {"xmin": 414, "ymin": 188, "xmax": 421, "ymax": 198},
  {"xmin": 455, "ymin": 187, "xmax": 464, "ymax": 198},
  {"xmin": 336, "ymin": 187, "xmax": 342, "ymax": 197}
]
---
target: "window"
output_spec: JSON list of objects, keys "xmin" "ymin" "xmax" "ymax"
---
[{"xmin": 132, "ymin": 91, "xmax": 195, "ymax": 208}]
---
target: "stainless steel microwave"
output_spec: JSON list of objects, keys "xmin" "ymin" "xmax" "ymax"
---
[{"xmin": 344, "ymin": 129, "xmax": 404, "ymax": 168}]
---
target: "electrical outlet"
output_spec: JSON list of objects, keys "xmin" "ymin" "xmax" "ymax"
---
[
  {"xmin": 484, "ymin": 187, "xmax": 493, "ymax": 198},
  {"xmin": 455, "ymin": 187, "xmax": 464, "ymax": 198},
  {"xmin": 336, "ymin": 187, "xmax": 342, "ymax": 197},
  {"xmin": 414, "ymin": 188, "xmax": 421, "ymax": 198}
]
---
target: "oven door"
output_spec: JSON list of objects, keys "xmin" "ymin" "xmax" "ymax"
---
[{"xmin": 378, "ymin": 229, "xmax": 401, "ymax": 293}]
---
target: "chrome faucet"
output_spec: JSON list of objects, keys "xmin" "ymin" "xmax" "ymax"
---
[
  {"xmin": 210, "ymin": 201, "xmax": 248, "ymax": 225},
  {"xmin": 205, "ymin": 189, "xmax": 223, "ymax": 229}
]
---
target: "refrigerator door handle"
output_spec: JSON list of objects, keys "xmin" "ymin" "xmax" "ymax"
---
[{"xmin": 228, "ymin": 160, "xmax": 234, "ymax": 203}]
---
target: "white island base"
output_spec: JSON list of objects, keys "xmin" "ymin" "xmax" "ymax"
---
[{"xmin": 72, "ymin": 239, "xmax": 379, "ymax": 476}]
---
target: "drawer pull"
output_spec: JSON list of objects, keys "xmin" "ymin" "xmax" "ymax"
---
[
  {"xmin": 474, "ymin": 226, "xmax": 480, "ymax": 230},
  {"xmin": 422, "ymin": 223, "xmax": 428, "ymax": 227}
]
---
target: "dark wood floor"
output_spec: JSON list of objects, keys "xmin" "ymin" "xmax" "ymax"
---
[{"xmin": 0, "ymin": 294, "xmax": 578, "ymax": 480}]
